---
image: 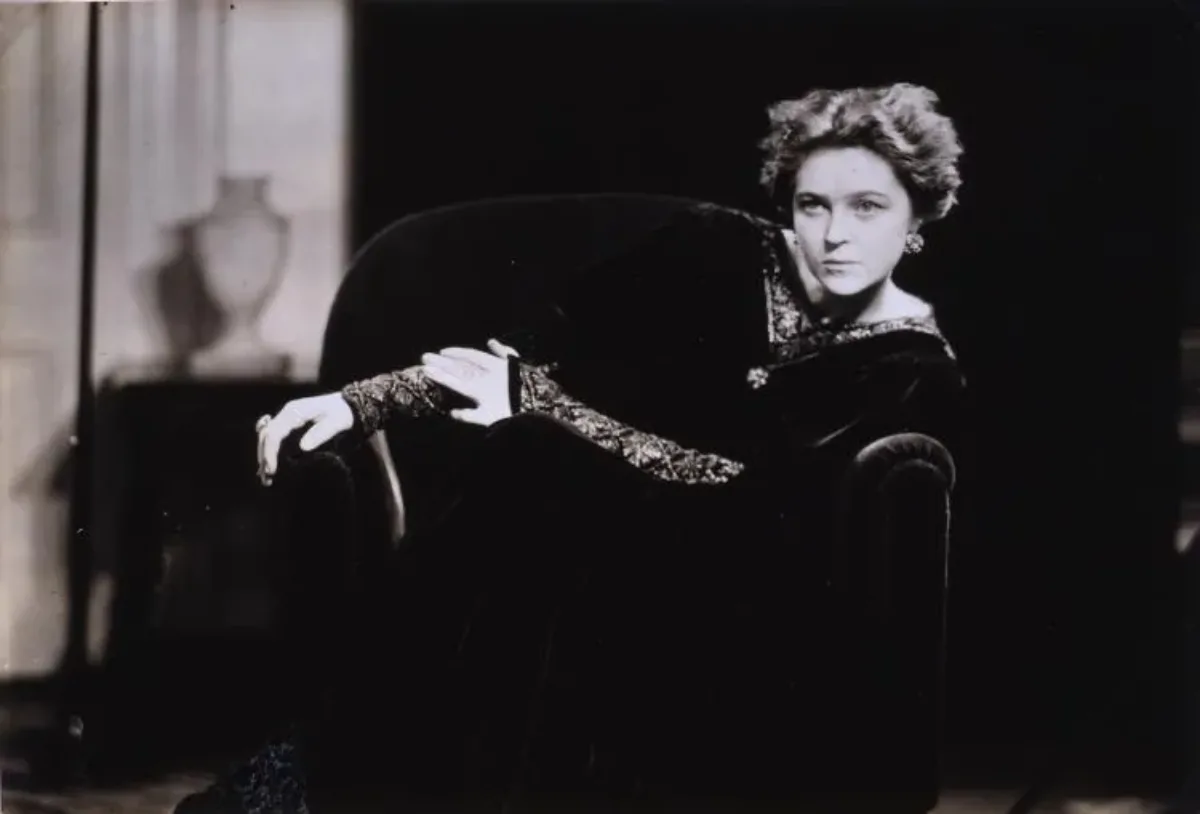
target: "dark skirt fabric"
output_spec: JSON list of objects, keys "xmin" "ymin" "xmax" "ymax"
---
[{"xmin": 176, "ymin": 413, "xmax": 835, "ymax": 814}]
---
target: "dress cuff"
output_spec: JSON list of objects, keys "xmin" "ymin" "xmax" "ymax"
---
[{"xmin": 507, "ymin": 356, "xmax": 524, "ymax": 416}]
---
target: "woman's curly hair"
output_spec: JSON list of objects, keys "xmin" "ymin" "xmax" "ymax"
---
[{"xmin": 759, "ymin": 83, "xmax": 964, "ymax": 223}]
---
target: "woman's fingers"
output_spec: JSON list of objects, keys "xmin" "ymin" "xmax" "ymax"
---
[
  {"xmin": 254, "ymin": 395, "xmax": 354, "ymax": 485},
  {"xmin": 298, "ymin": 417, "xmax": 340, "ymax": 452},
  {"xmin": 421, "ymin": 363, "xmax": 475, "ymax": 398},
  {"xmin": 439, "ymin": 346, "xmax": 503, "ymax": 369},
  {"xmin": 449, "ymin": 407, "xmax": 485, "ymax": 426},
  {"xmin": 255, "ymin": 414, "xmax": 272, "ymax": 477},
  {"xmin": 424, "ymin": 342, "xmax": 518, "ymax": 428},
  {"xmin": 261, "ymin": 401, "xmax": 316, "ymax": 480},
  {"xmin": 421, "ymin": 352, "xmax": 484, "ymax": 381},
  {"xmin": 486, "ymin": 338, "xmax": 519, "ymax": 359}
]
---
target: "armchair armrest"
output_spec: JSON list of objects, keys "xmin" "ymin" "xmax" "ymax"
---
[
  {"xmin": 835, "ymin": 431, "xmax": 956, "ymax": 621},
  {"xmin": 831, "ymin": 431, "xmax": 956, "ymax": 811},
  {"xmin": 367, "ymin": 429, "xmax": 408, "ymax": 545},
  {"xmin": 853, "ymin": 431, "xmax": 956, "ymax": 490}
]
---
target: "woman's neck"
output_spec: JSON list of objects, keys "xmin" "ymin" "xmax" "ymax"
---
[{"xmin": 857, "ymin": 281, "xmax": 931, "ymax": 324}]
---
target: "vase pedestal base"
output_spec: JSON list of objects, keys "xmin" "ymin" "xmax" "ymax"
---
[{"xmin": 188, "ymin": 349, "xmax": 293, "ymax": 380}]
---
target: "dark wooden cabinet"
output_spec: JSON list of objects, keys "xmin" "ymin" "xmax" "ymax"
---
[{"xmin": 86, "ymin": 376, "xmax": 325, "ymax": 767}]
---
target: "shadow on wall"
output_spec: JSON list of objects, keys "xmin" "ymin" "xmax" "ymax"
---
[
  {"xmin": 140, "ymin": 220, "xmax": 229, "ymax": 377},
  {"xmin": 9, "ymin": 425, "xmax": 75, "ymax": 678}
]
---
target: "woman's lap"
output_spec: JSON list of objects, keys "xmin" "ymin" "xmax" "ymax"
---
[
  {"xmin": 184, "ymin": 414, "xmax": 787, "ymax": 811},
  {"xmin": 303, "ymin": 415, "xmax": 717, "ymax": 792}
]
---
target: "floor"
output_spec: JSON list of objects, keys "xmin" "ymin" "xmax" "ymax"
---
[
  {"xmin": 2, "ymin": 543, "xmax": 1186, "ymax": 814},
  {"xmin": 1, "ymin": 612, "xmax": 1184, "ymax": 814},
  {"xmin": 0, "ymin": 691, "xmax": 1176, "ymax": 814},
  {"xmin": 0, "ymin": 774, "xmax": 1165, "ymax": 814},
  {"xmin": 0, "ymin": 712, "xmax": 1171, "ymax": 814}
]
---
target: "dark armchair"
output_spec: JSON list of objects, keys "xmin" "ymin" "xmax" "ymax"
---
[{"xmin": 315, "ymin": 194, "xmax": 957, "ymax": 812}]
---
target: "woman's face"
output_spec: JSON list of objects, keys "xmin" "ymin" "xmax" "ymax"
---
[{"xmin": 789, "ymin": 145, "xmax": 917, "ymax": 300}]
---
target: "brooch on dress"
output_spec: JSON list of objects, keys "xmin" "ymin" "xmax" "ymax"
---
[{"xmin": 746, "ymin": 367, "xmax": 770, "ymax": 390}]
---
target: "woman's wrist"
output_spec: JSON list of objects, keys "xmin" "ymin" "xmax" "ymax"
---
[{"xmin": 339, "ymin": 381, "xmax": 374, "ymax": 434}]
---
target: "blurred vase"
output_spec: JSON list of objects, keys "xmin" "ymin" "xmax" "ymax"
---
[{"xmin": 190, "ymin": 176, "xmax": 291, "ymax": 377}]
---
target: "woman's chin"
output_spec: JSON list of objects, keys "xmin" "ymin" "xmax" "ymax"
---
[{"xmin": 819, "ymin": 276, "xmax": 872, "ymax": 299}]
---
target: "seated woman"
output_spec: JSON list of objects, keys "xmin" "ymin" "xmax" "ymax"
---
[{"xmin": 178, "ymin": 82, "xmax": 967, "ymax": 813}]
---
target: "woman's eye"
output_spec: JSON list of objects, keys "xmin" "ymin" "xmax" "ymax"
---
[
  {"xmin": 855, "ymin": 199, "xmax": 884, "ymax": 213},
  {"xmin": 795, "ymin": 199, "xmax": 823, "ymax": 213}
]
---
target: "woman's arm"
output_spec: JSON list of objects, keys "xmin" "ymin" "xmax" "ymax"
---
[
  {"xmin": 331, "ymin": 203, "xmax": 758, "ymax": 485},
  {"xmin": 514, "ymin": 362, "xmax": 746, "ymax": 485},
  {"xmin": 340, "ymin": 365, "xmax": 448, "ymax": 435},
  {"xmin": 331, "ymin": 358, "xmax": 747, "ymax": 486}
]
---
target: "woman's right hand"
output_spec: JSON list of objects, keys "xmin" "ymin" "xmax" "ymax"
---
[{"xmin": 256, "ymin": 392, "xmax": 355, "ymax": 486}]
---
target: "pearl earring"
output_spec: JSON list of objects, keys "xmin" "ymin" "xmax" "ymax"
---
[{"xmin": 904, "ymin": 232, "xmax": 925, "ymax": 255}]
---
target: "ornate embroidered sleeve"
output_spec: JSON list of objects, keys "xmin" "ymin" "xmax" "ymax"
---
[
  {"xmin": 340, "ymin": 365, "xmax": 449, "ymax": 435},
  {"xmin": 514, "ymin": 363, "xmax": 745, "ymax": 485}
]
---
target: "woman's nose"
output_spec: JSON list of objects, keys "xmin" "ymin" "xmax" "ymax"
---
[{"xmin": 824, "ymin": 211, "xmax": 852, "ymax": 248}]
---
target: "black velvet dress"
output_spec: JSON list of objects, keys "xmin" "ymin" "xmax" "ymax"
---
[{"xmin": 176, "ymin": 204, "xmax": 966, "ymax": 813}]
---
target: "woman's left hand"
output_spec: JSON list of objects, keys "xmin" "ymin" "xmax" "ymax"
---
[{"xmin": 421, "ymin": 338, "xmax": 520, "ymax": 427}]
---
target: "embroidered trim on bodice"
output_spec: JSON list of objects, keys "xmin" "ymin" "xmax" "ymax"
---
[{"xmin": 761, "ymin": 231, "xmax": 804, "ymax": 361}]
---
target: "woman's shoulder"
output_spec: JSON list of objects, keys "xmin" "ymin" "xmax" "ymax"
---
[
  {"xmin": 667, "ymin": 202, "xmax": 785, "ymax": 287},
  {"xmin": 684, "ymin": 201, "xmax": 783, "ymax": 240},
  {"xmin": 823, "ymin": 316, "xmax": 962, "ymax": 385},
  {"xmin": 872, "ymin": 323, "xmax": 965, "ymax": 395}
]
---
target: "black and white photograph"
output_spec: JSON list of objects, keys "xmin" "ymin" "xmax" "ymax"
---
[{"xmin": 0, "ymin": 1, "xmax": 1194, "ymax": 813}]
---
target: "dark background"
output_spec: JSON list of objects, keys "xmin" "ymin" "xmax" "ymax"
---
[{"xmin": 352, "ymin": 0, "xmax": 1194, "ymax": 793}]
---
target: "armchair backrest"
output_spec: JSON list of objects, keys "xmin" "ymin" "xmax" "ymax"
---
[{"xmin": 320, "ymin": 194, "xmax": 706, "ymax": 390}]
